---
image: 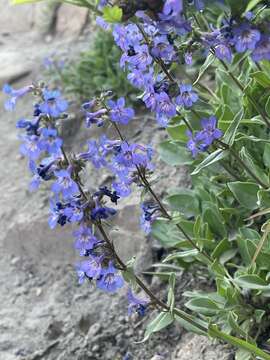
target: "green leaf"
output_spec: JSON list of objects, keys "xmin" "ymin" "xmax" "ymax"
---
[
  {"xmin": 266, "ymin": 97, "xmax": 270, "ymax": 117},
  {"xmin": 212, "ymin": 239, "xmax": 231, "ymax": 259},
  {"xmin": 163, "ymin": 249, "xmax": 199, "ymax": 263},
  {"xmin": 245, "ymin": 0, "xmax": 264, "ymax": 12},
  {"xmin": 175, "ymin": 313, "xmax": 207, "ymax": 336},
  {"xmin": 228, "ymin": 312, "xmax": 250, "ymax": 338},
  {"xmin": 240, "ymin": 147, "xmax": 269, "ymax": 186},
  {"xmin": 158, "ymin": 141, "xmax": 193, "ymax": 166},
  {"xmin": 263, "ymin": 143, "xmax": 270, "ymax": 167},
  {"xmin": 103, "ymin": 5, "xmax": 122, "ymax": 23},
  {"xmin": 257, "ymin": 189, "xmax": 270, "ymax": 208},
  {"xmin": 223, "ymin": 108, "xmax": 244, "ymax": 146},
  {"xmin": 185, "ymin": 297, "xmax": 220, "ymax": 316},
  {"xmin": 191, "ymin": 149, "xmax": 228, "ymax": 175},
  {"xmin": 167, "ymin": 273, "xmax": 176, "ymax": 314},
  {"xmin": 228, "ymin": 182, "xmax": 259, "ymax": 210},
  {"xmin": 251, "ymin": 71, "xmax": 270, "ymax": 88},
  {"xmin": 202, "ymin": 202, "xmax": 227, "ymax": 237},
  {"xmin": 167, "ymin": 124, "xmax": 188, "ymax": 142},
  {"xmin": 151, "ymin": 219, "xmax": 184, "ymax": 247},
  {"xmin": 193, "ymin": 53, "xmax": 215, "ymax": 85},
  {"xmin": 138, "ymin": 312, "xmax": 173, "ymax": 343},
  {"xmin": 235, "ymin": 349, "xmax": 253, "ymax": 360},
  {"xmin": 234, "ymin": 274, "xmax": 269, "ymax": 290},
  {"xmin": 165, "ymin": 189, "xmax": 200, "ymax": 217}
]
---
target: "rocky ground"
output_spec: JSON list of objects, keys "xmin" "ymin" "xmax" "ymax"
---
[{"xmin": 0, "ymin": 4, "xmax": 233, "ymax": 360}]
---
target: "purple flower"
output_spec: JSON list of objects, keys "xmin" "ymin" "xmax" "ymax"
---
[
  {"xmin": 113, "ymin": 24, "xmax": 142, "ymax": 52},
  {"xmin": 127, "ymin": 288, "xmax": 149, "ymax": 316},
  {"xmin": 155, "ymin": 92, "xmax": 176, "ymax": 126},
  {"xmin": 73, "ymin": 225, "xmax": 98, "ymax": 251},
  {"xmin": 184, "ymin": 51, "xmax": 193, "ymax": 65},
  {"xmin": 186, "ymin": 116, "xmax": 223, "ymax": 157},
  {"xmin": 112, "ymin": 181, "xmax": 132, "ymax": 198},
  {"xmin": 3, "ymin": 84, "xmax": 33, "ymax": 111},
  {"xmin": 232, "ymin": 23, "xmax": 261, "ymax": 53},
  {"xmin": 158, "ymin": 14, "xmax": 191, "ymax": 36},
  {"xmin": 151, "ymin": 35, "xmax": 175, "ymax": 61},
  {"xmin": 251, "ymin": 35, "xmax": 270, "ymax": 62},
  {"xmin": 108, "ymin": 98, "xmax": 134, "ymax": 125},
  {"xmin": 96, "ymin": 16, "xmax": 111, "ymax": 31},
  {"xmin": 82, "ymin": 101, "xmax": 107, "ymax": 128},
  {"xmin": 63, "ymin": 200, "xmax": 84, "ymax": 223},
  {"xmin": 215, "ymin": 43, "xmax": 232, "ymax": 62},
  {"xmin": 94, "ymin": 186, "xmax": 120, "ymax": 204},
  {"xmin": 176, "ymin": 84, "xmax": 198, "ymax": 108},
  {"xmin": 96, "ymin": 262, "xmax": 124, "ymax": 293},
  {"xmin": 48, "ymin": 199, "xmax": 69, "ymax": 229},
  {"xmin": 128, "ymin": 45, "xmax": 153, "ymax": 71},
  {"xmin": 91, "ymin": 205, "xmax": 117, "ymax": 221},
  {"xmin": 51, "ymin": 169, "xmax": 79, "ymax": 200},
  {"xmin": 200, "ymin": 116, "xmax": 223, "ymax": 146},
  {"xmin": 194, "ymin": 0, "xmax": 204, "ymax": 10},
  {"xmin": 39, "ymin": 128, "xmax": 63, "ymax": 154},
  {"xmin": 36, "ymin": 155, "xmax": 58, "ymax": 181},
  {"xmin": 186, "ymin": 131, "xmax": 201, "ymax": 158},
  {"xmin": 75, "ymin": 262, "xmax": 88, "ymax": 284},
  {"xmin": 39, "ymin": 89, "xmax": 68, "ymax": 117},
  {"xmin": 127, "ymin": 69, "xmax": 146, "ymax": 88},
  {"xmin": 143, "ymin": 89, "xmax": 158, "ymax": 112},
  {"xmin": 20, "ymin": 135, "xmax": 42, "ymax": 160},
  {"xmin": 82, "ymin": 255, "xmax": 104, "ymax": 279},
  {"xmin": 163, "ymin": 0, "xmax": 183, "ymax": 16},
  {"xmin": 77, "ymin": 140, "xmax": 107, "ymax": 168},
  {"xmin": 140, "ymin": 202, "xmax": 159, "ymax": 234},
  {"xmin": 114, "ymin": 142, "xmax": 153, "ymax": 170},
  {"xmin": 16, "ymin": 117, "xmax": 40, "ymax": 136}
]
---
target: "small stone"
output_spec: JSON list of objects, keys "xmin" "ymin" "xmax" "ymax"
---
[
  {"xmin": 92, "ymin": 344, "xmax": 99, "ymax": 352},
  {"xmin": 87, "ymin": 323, "xmax": 101, "ymax": 338},
  {"xmin": 78, "ymin": 315, "xmax": 91, "ymax": 334},
  {"xmin": 125, "ymin": 328, "xmax": 134, "ymax": 337},
  {"xmin": 118, "ymin": 315, "xmax": 125, "ymax": 323},
  {"xmin": 10, "ymin": 257, "xmax": 20, "ymax": 265},
  {"xmin": 36, "ymin": 287, "xmax": 42, "ymax": 297},
  {"xmin": 44, "ymin": 320, "xmax": 63, "ymax": 340},
  {"xmin": 150, "ymin": 356, "xmax": 165, "ymax": 360}
]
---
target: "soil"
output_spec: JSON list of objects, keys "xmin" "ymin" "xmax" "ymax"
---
[{"xmin": 0, "ymin": 11, "xmax": 233, "ymax": 360}]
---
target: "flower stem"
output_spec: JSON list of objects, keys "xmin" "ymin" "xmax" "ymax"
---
[{"xmin": 111, "ymin": 121, "xmax": 213, "ymax": 263}]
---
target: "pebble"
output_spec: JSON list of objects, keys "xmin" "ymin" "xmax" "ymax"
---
[
  {"xmin": 92, "ymin": 344, "xmax": 99, "ymax": 352},
  {"xmin": 36, "ymin": 287, "xmax": 42, "ymax": 297},
  {"xmin": 10, "ymin": 257, "xmax": 20, "ymax": 266},
  {"xmin": 125, "ymin": 328, "xmax": 134, "ymax": 337},
  {"xmin": 87, "ymin": 323, "xmax": 101, "ymax": 338}
]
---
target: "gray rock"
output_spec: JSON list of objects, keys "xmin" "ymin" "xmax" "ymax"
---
[{"xmin": 44, "ymin": 320, "xmax": 64, "ymax": 340}]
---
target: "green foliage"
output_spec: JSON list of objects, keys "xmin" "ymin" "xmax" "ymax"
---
[{"xmin": 149, "ymin": 3, "xmax": 270, "ymax": 349}]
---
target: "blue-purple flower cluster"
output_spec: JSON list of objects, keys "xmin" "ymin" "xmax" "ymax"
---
[
  {"xmin": 3, "ymin": 84, "xmax": 131, "ymax": 295},
  {"xmin": 2, "ymin": 83, "xmax": 155, "ymax": 303},
  {"xmin": 204, "ymin": 18, "xmax": 270, "ymax": 63},
  {"xmin": 96, "ymin": 0, "xmax": 270, "ymax": 133},
  {"xmin": 187, "ymin": 116, "xmax": 223, "ymax": 157}
]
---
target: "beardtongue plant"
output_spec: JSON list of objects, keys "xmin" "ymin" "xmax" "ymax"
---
[{"xmin": 5, "ymin": 0, "xmax": 270, "ymax": 358}]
